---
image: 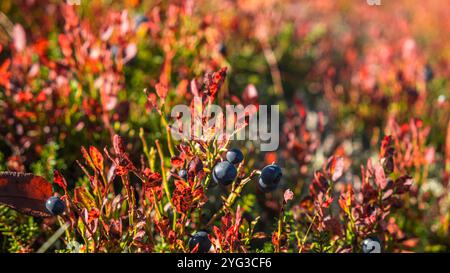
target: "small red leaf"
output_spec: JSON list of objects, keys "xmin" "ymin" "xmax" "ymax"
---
[
  {"xmin": 170, "ymin": 156, "xmax": 184, "ymax": 168},
  {"xmin": 53, "ymin": 170, "xmax": 67, "ymax": 191},
  {"xmin": 81, "ymin": 146, "xmax": 95, "ymax": 170},
  {"xmin": 155, "ymin": 82, "xmax": 168, "ymax": 100},
  {"xmin": 58, "ymin": 34, "xmax": 72, "ymax": 57},
  {"xmin": 142, "ymin": 168, "xmax": 162, "ymax": 187},
  {"xmin": 374, "ymin": 165, "xmax": 388, "ymax": 189},
  {"xmin": 380, "ymin": 136, "xmax": 393, "ymax": 156},
  {"xmin": 0, "ymin": 172, "xmax": 52, "ymax": 217},
  {"xmin": 326, "ymin": 156, "xmax": 344, "ymax": 182},
  {"xmin": 89, "ymin": 146, "xmax": 104, "ymax": 172},
  {"xmin": 113, "ymin": 134, "xmax": 125, "ymax": 156}
]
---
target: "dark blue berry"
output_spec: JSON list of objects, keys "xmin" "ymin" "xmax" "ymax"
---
[
  {"xmin": 189, "ymin": 231, "xmax": 211, "ymax": 253},
  {"xmin": 212, "ymin": 161, "xmax": 237, "ymax": 186},
  {"xmin": 218, "ymin": 43, "xmax": 227, "ymax": 56},
  {"xmin": 226, "ymin": 148, "xmax": 244, "ymax": 165},
  {"xmin": 178, "ymin": 169, "xmax": 188, "ymax": 180},
  {"xmin": 258, "ymin": 164, "xmax": 282, "ymax": 192},
  {"xmin": 424, "ymin": 65, "xmax": 433, "ymax": 82},
  {"xmin": 45, "ymin": 196, "xmax": 65, "ymax": 216}
]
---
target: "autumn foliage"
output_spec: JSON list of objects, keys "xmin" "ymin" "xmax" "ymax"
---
[{"xmin": 0, "ymin": 1, "xmax": 449, "ymax": 253}]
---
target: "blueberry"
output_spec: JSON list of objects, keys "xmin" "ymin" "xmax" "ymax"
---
[
  {"xmin": 424, "ymin": 65, "xmax": 433, "ymax": 82},
  {"xmin": 218, "ymin": 43, "xmax": 227, "ymax": 56},
  {"xmin": 226, "ymin": 148, "xmax": 244, "ymax": 165},
  {"xmin": 45, "ymin": 196, "xmax": 65, "ymax": 216},
  {"xmin": 189, "ymin": 231, "xmax": 211, "ymax": 253},
  {"xmin": 362, "ymin": 237, "xmax": 381, "ymax": 253},
  {"xmin": 257, "ymin": 164, "xmax": 282, "ymax": 192},
  {"xmin": 212, "ymin": 161, "xmax": 237, "ymax": 186},
  {"xmin": 178, "ymin": 169, "xmax": 188, "ymax": 180}
]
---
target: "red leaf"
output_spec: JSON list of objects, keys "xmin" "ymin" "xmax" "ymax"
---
[
  {"xmin": 81, "ymin": 146, "xmax": 95, "ymax": 170},
  {"xmin": 53, "ymin": 170, "xmax": 67, "ymax": 191},
  {"xmin": 0, "ymin": 172, "xmax": 52, "ymax": 217},
  {"xmin": 142, "ymin": 168, "xmax": 162, "ymax": 187},
  {"xmin": 380, "ymin": 135, "xmax": 395, "ymax": 164},
  {"xmin": 170, "ymin": 156, "xmax": 184, "ymax": 168},
  {"xmin": 113, "ymin": 134, "xmax": 125, "ymax": 156},
  {"xmin": 310, "ymin": 171, "xmax": 329, "ymax": 195},
  {"xmin": 89, "ymin": 146, "xmax": 104, "ymax": 172},
  {"xmin": 374, "ymin": 165, "xmax": 388, "ymax": 189},
  {"xmin": 326, "ymin": 156, "xmax": 344, "ymax": 182},
  {"xmin": 299, "ymin": 196, "xmax": 314, "ymax": 211},
  {"xmin": 155, "ymin": 82, "xmax": 168, "ymax": 100},
  {"xmin": 58, "ymin": 34, "xmax": 72, "ymax": 57},
  {"xmin": 0, "ymin": 59, "xmax": 11, "ymax": 87}
]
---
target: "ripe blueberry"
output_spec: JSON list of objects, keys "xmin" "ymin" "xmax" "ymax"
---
[
  {"xmin": 218, "ymin": 43, "xmax": 227, "ymax": 56},
  {"xmin": 258, "ymin": 164, "xmax": 282, "ymax": 192},
  {"xmin": 178, "ymin": 169, "xmax": 188, "ymax": 180},
  {"xmin": 189, "ymin": 231, "xmax": 211, "ymax": 253},
  {"xmin": 212, "ymin": 161, "xmax": 237, "ymax": 186},
  {"xmin": 45, "ymin": 196, "xmax": 66, "ymax": 216},
  {"xmin": 226, "ymin": 148, "xmax": 244, "ymax": 165}
]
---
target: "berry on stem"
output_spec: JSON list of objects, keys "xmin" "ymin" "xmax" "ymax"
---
[
  {"xmin": 189, "ymin": 231, "xmax": 211, "ymax": 253},
  {"xmin": 178, "ymin": 169, "xmax": 188, "ymax": 180},
  {"xmin": 212, "ymin": 161, "xmax": 237, "ymax": 186},
  {"xmin": 45, "ymin": 196, "xmax": 66, "ymax": 216},
  {"xmin": 226, "ymin": 148, "xmax": 244, "ymax": 165},
  {"xmin": 258, "ymin": 164, "xmax": 282, "ymax": 192}
]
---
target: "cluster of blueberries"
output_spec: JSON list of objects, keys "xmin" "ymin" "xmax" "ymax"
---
[
  {"xmin": 178, "ymin": 148, "xmax": 283, "ymax": 192},
  {"xmin": 210, "ymin": 148, "xmax": 283, "ymax": 192},
  {"xmin": 188, "ymin": 148, "xmax": 283, "ymax": 252}
]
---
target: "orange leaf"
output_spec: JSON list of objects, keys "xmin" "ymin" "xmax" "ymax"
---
[
  {"xmin": 89, "ymin": 146, "xmax": 104, "ymax": 172},
  {"xmin": 170, "ymin": 156, "xmax": 184, "ymax": 168},
  {"xmin": 81, "ymin": 146, "xmax": 95, "ymax": 170},
  {"xmin": 155, "ymin": 82, "xmax": 168, "ymax": 100}
]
